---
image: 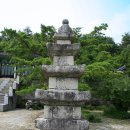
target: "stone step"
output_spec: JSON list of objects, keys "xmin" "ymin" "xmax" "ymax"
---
[
  {"xmin": 0, "ymin": 79, "xmax": 10, "ymax": 91},
  {"xmin": 0, "ymin": 94, "xmax": 4, "ymax": 104},
  {"xmin": 0, "ymin": 96, "xmax": 4, "ymax": 99},
  {"xmin": 1, "ymin": 89, "xmax": 9, "ymax": 94},
  {"xmin": 0, "ymin": 99, "xmax": 4, "ymax": 101},
  {"xmin": 1, "ymin": 84, "xmax": 12, "ymax": 92},
  {"xmin": 0, "ymin": 104, "xmax": 8, "ymax": 111},
  {"xmin": 0, "ymin": 78, "xmax": 14, "ymax": 94},
  {"xmin": 0, "ymin": 95, "xmax": 4, "ymax": 99},
  {"xmin": 0, "ymin": 78, "xmax": 10, "ymax": 86},
  {"xmin": 0, "ymin": 78, "xmax": 16, "ymax": 111},
  {"xmin": 0, "ymin": 78, "xmax": 14, "ymax": 105},
  {"xmin": 0, "ymin": 101, "xmax": 4, "ymax": 104}
]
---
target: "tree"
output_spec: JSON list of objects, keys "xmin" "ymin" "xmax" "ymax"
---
[
  {"xmin": 76, "ymin": 23, "xmax": 116, "ymax": 65},
  {"xmin": 121, "ymin": 33, "xmax": 130, "ymax": 48},
  {"xmin": 0, "ymin": 26, "xmax": 56, "ymax": 95},
  {"xmin": 23, "ymin": 27, "xmax": 32, "ymax": 36},
  {"xmin": 99, "ymin": 75, "xmax": 130, "ymax": 112},
  {"xmin": 77, "ymin": 24, "xmax": 130, "ymax": 112},
  {"xmin": 41, "ymin": 24, "xmax": 56, "ymax": 42},
  {"xmin": 1, "ymin": 23, "xmax": 130, "ymax": 113},
  {"xmin": 72, "ymin": 27, "xmax": 82, "ymax": 42},
  {"xmin": 90, "ymin": 23, "xmax": 108, "ymax": 36}
]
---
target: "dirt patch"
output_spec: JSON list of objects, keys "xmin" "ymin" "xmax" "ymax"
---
[
  {"xmin": 0, "ymin": 109, "xmax": 130, "ymax": 130},
  {"xmin": 0, "ymin": 109, "xmax": 43, "ymax": 130},
  {"xmin": 89, "ymin": 117, "xmax": 130, "ymax": 130}
]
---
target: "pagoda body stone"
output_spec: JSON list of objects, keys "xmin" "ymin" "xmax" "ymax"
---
[{"xmin": 35, "ymin": 19, "xmax": 91, "ymax": 130}]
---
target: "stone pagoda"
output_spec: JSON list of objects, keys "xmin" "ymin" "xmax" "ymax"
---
[{"xmin": 35, "ymin": 19, "xmax": 91, "ymax": 130}]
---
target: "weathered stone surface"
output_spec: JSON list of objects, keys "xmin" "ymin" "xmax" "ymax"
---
[
  {"xmin": 57, "ymin": 40, "xmax": 71, "ymax": 44},
  {"xmin": 49, "ymin": 77, "xmax": 78, "ymax": 90},
  {"xmin": 53, "ymin": 56, "xmax": 74, "ymax": 65},
  {"xmin": 54, "ymin": 19, "xmax": 73, "ymax": 40},
  {"xmin": 58, "ymin": 19, "xmax": 72, "ymax": 34},
  {"xmin": 47, "ymin": 43, "xmax": 80, "ymax": 57},
  {"xmin": 35, "ymin": 118, "xmax": 89, "ymax": 130},
  {"xmin": 42, "ymin": 65, "xmax": 85, "ymax": 78},
  {"xmin": 35, "ymin": 89, "xmax": 91, "ymax": 106},
  {"xmin": 44, "ymin": 106, "xmax": 81, "ymax": 119},
  {"xmin": 35, "ymin": 19, "xmax": 90, "ymax": 130},
  {"xmin": 55, "ymin": 33, "xmax": 73, "ymax": 40}
]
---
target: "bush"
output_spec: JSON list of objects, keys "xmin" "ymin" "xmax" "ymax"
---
[
  {"xmin": 16, "ymin": 87, "xmax": 36, "ymax": 96},
  {"xmin": 82, "ymin": 110, "xmax": 102, "ymax": 123},
  {"xmin": 104, "ymin": 105, "xmax": 130, "ymax": 119},
  {"xmin": 16, "ymin": 96, "xmax": 27, "ymax": 108},
  {"xmin": 31, "ymin": 102, "xmax": 44, "ymax": 110},
  {"xmin": 79, "ymin": 83, "xmax": 90, "ymax": 91},
  {"xmin": 82, "ymin": 105, "xmax": 107, "ymax": 111},
  {"xmin": 16, "ymin": 85, "xmax": 47, "ymax": 96},
  {"xmin": 96, "ymin": 75, "xmax": 130, "ymax": 112},
  {"xmin": 82, "ymin": 105, "xmax": 95, "ymax": 110}
]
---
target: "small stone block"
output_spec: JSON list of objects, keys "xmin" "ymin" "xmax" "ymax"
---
[
  {"xmin": 56, "ymin": 40, "xmax": 71, "ymax": 44},
  {"xmin": 44, "ymin": 105, "xmax": 81, "ymax": 119},
  {"xmin": 49, "ymin": 77, "xmax": 78, "ymax": 90},
  {"xmin": 53, "ymin": 56, "xmax": 74, "ymax": 65}
]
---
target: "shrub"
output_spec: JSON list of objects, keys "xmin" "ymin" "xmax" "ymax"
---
[
  {"xmin": 96, "ymin": 75, "xmax": 130, "ymax": 112},
  {"xmin": 82, "ymin": 105, "xmax": 95, "ymax": 110},
  {"xmin": 104, "ymin": 105, "xmax": 130, "ymax": 119},
  {"xmin": 31, "ymin": 102, "xmax": 44, "ymax": 110},
  {"xmin": 82, "ymin": 110, "xmax": 102, "ymax": 123},
  {"xmin": 79, "ymin": 83, "xmax": 90, "ymax": 91},
  {"xmin": 82, "ymin": 104, "xmax": 108, "ymax": 111},
  {"xmin": 16, "ymin": 85, "xmax": 47, "ymax": 96}
]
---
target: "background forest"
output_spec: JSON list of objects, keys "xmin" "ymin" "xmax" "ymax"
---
[{"xmin": 0, "ymin": 23, "xmax": 130, "ymax": 115}]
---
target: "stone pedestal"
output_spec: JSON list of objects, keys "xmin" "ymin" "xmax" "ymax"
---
[{"xmin": 35, "ymin": 19, "xmax": 91, "ymax": 130}]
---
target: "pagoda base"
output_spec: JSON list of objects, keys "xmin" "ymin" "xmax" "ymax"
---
[{"xmin": 35, "ymin": 118, "xmax": 89, "ymax": 130}]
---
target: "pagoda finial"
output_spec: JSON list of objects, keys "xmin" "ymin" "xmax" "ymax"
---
[
  {"xmin": 58, "ymin": 19, "xmax": 72, "ymax": 34},
  {"xmin": 62, "ymin": 19, "xmax": 69, "ymax": 24},
  {"xmin": 54, "ymin": 19, "xmax": 73, "ymax": 40}
]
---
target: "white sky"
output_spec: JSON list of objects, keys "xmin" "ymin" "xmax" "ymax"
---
[{"xmin": 0, "ymin": 0, "xmax": 130, "ymax": 43}]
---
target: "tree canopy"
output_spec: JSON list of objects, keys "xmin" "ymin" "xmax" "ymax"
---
[{"xmin": 0, "ymin": 23, "xmax": 130, "ymax": 112}]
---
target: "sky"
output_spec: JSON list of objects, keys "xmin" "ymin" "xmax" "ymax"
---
[{"xmin": 0, "ymin": 0, "xmax": 130, "ymax": 43}]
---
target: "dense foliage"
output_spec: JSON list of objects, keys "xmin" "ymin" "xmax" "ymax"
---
[{"xmin": 0, "ymin": 23, "xmax": 130, "ymax": 112}]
